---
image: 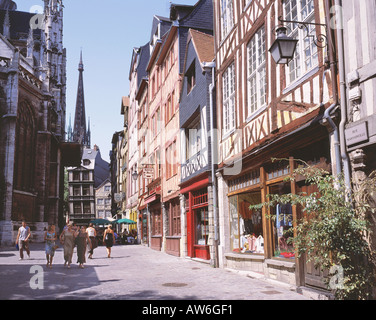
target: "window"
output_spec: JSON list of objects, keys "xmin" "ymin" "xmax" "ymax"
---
[
  {"xmin": 247, "ymin": 27, "xmax": 267, "ymax": 116},
  {"xmin": 284, "ymin": 0, "xmax": 318, "ymax": 84},
  {"xmin": 82, "ymin": 172, "xmax": 89, "ymax": 181},
  {"xmin": 97, "ymin": 198, "xmax": 104, "ymax": 205},
  {"xmin": 73, "ymin": 186, "xmax": 81, "ymax": 196},
  {"xmin": 166, "ymin": 141, "xmax": 177, "ymax": 179},
  {"xmin": 74, "ymin": 203, "xmax": 81, "ymax": 214},
  {"xmin": 73, "ymin": 172, "xmax": 80, "ymax": 181},
  {"xmin": 186, "ymin": 117, "xmax": 201, "ymax": 160},
  {"xmin": 165, "ymin": 95, "xmax": 173, "ymax": 123},
  {"xmin": 105, "ymin": 198, "xmax": 111, "ymax": 206},
  {"xmin": 168, "ymin": 199, "xmax": 181, "ymax": 236},
  {"xmin": 83, "ymin": 202, "xmax": 91, "ymax": 214},
  {"xmin": 222, "ymin": 62, "xmax": 236, "ymax": 134},
  {"xmin": 221, "ymin": 0, "xmax": 234, "ymax": 39},
  {"xmin": 83, "ymin": 159, "xmax": 91, "ymax": 166},
  {"xmin": 152, "ymin": 209, "xmax": 162, "ymax": 236},
  {"xmin": 186, "ymin": 61, "xmax": 196, "ymax": 94},
  {"xmin": 82, "ymin": 186, "xmax": 90, "ymax": 196},
  {"xmin": 104, "ymin": 186, "xmax": 111, "ymax": 192},
  {"xmin": 14, "ymin": 101, "xmax": 36, "ymax": 192},
  {"xmin": 229, "ymin": 192, "xmax": 264, "ymax": 254},
  {"xmin": 156, "ymin": 148, "xmax": 161, "ymax": 178}
]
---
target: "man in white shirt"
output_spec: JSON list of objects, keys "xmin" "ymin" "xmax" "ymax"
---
[{"xmin": 16, "ymin": 221, "xmax": 31, "ymax": 260}]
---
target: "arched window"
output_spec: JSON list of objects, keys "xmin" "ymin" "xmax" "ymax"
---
[{"xmin": 14, "ymin": 101, "xmax": 36, "ymax": 192}]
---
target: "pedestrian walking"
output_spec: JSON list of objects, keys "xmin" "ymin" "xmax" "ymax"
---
[
  {"xmin": 16, "ymin": 220, "xmax": 31, "ymax": 260},
  {"xmin": 59, "ymin": 222, "xmax": 76, "ymax": 268},
  {"xmin": 87, "ymin": 223, "xmax": 97, "ymax": 259},
  {"xmin": 76, "ymin": 226, "xmax": 91, "ymax": 269},
  {"xmin": 103, "ymin": 225, "xmax": 115, "ymax": 258},
  {"xmin": 44, "ymin": 225, "xmax": 58, "ymax": 268}
]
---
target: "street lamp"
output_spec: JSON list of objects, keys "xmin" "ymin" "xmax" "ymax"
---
[
  {"xmin": 132, "ymin": 171, "xmax": 138, "ymax": 181},
  {"xmin": 269, "ymin": 16, "xmax": 329, "ymax": 65},
  {"xmin": 269, "ymin": 26, "xmax": 298, "ymax": 64}
]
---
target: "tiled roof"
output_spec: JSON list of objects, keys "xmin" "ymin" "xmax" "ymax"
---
[{"xmin": 189, "ymin": 29, "xmax": 214, "ymax": 64}]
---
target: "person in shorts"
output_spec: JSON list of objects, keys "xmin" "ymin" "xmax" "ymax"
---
[{"xmin": 16, "ymin": 221, "xmax": 31, "ymax": 260}]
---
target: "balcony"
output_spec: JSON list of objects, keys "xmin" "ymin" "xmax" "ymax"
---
[{"xmin": 181, "ymin": 148, "xmax": 208, "ymax": 181}]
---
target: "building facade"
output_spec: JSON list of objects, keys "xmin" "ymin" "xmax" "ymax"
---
[
  {"xmin": 95, "ymin": 178, "xmax": 112, "ymax": 219},
  {"xmin": 179, "ymin": 29, "xmax": 216, "ymax": 263},
  {"xmin": 0, "ymin": 1, "xmax": 69, "ymax": 244},
  {"xmin": 340, "ymin": 0, "xmax": 376, "ymax": 250},
  {"xmin": 213, "ymin": 0, "xmax": 335, "ymax": 288},
  {"xmin": 68, "ymin": 146, "xmax": 110, "ymax": 226}
]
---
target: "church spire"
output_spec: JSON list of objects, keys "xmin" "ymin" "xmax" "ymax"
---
[{"xmin": 73, "ymin": 50, "xmax": 89, "ymax": 147}]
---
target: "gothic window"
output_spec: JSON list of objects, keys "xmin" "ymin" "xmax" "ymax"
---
[
  {"xmin": 14, "ymin": 101, "xmax": 36, "ymax": 192},
  {"xmin": 284, "ymin": 0, "xmax": 318, "ymax": 84}
]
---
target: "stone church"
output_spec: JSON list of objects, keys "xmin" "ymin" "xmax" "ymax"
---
[{"xmin": 0, "ymin": 0, "xmax": 76, "ymax": 244}]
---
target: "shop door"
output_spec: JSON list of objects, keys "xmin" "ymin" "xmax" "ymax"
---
[{"xmin": 297, "ymin": 184, "xmax": 328, "ymax": 290}]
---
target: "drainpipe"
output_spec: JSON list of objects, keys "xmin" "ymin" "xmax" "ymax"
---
[
  {"xmin": 322, "ymin": 0, "xmax": 341, "ymax": 176},
  {"xmin": 202, "ymin": 61, "xmax": 219, "ymax": 268},
  {"xmin": 334, "ymin": 0, "xmax": 352, "ymax": 196}
]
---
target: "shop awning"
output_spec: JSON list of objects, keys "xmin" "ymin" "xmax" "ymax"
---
[{"xmin": 114, "ymin": 218, "xmax": 136, "ymax": 225}]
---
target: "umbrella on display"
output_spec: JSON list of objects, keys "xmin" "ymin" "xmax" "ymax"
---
[{"xmin": 114, "ymin": 218, "xmax": 137, "ymax": 225}]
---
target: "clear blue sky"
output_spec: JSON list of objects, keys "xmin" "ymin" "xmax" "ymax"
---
[{"xmin": 15, "ymin": 0, "xmax": 199, "ymax": 162}]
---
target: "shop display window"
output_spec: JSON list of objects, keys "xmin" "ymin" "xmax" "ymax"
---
[
  {"xmin": 195, "ymin": 208, "xmax": 208, "ymax": 245},
  {"xmin": 269, "ymin": 183, "xmax": 295, "ymax": 259},
  {"xmin": 229, "ymin": 192, "xmax": 264, "ymax": 254}
]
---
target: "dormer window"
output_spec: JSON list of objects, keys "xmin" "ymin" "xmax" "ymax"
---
[{"xmin": 83, "ymin": 159, "xmax": 91, "ymax": 166}]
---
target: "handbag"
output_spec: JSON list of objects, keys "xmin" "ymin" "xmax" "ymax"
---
[{"xmin": 16, "ymin": 243, "xmax": 19, "ymax": 251}]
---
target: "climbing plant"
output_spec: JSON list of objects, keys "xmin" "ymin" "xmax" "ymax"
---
[{"xmin": 250, "ymin": 158, "xmax": 376, "ymax": 300}]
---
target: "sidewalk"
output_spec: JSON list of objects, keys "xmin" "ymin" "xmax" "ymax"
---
[{"xmin": 0, "ymin": 242, "xmax": 310, "ymax": 300}]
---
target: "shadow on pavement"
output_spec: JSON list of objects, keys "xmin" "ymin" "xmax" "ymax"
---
[{"xmin": 0, "ymin": 262, "xmax": 101, "ymax": 300}]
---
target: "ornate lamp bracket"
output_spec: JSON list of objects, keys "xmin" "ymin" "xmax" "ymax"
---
[{"xmin": 277, "ymin": 16, "xmax": 329, "ymax": 50}]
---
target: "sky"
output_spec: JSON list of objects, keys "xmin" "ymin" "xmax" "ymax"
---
[{"xmin": 15, "ymin": 0, "xmax": 199, "ymax": 162}]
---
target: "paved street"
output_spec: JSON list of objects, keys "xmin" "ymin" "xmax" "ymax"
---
[{"xmin": 0, "ymin": 243, "xmax": 309, "ymax": 301}]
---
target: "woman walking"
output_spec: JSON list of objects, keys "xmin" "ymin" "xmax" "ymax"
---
[
  {"xmin": 59, "ymin": 222, "xmax": 76, "ymax": 268},
  {"xmin": 103, "ymin": 225, "xmax": 115, "ymax": 258},
  {"xmin": 44, "ymin": 225, "xmax": 57, "ymax": 268},
  {"xmin": 87, "ymin": 223, "xmax": 97, "ymax": 259},
  {"xmin": 76, "ymin": 226, "xmax": 91, "ymax": 269}
]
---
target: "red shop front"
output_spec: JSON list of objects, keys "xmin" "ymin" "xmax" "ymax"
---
[{"xmin": 181, "ymin": 176, "xmax": 210, "ymax": 261}]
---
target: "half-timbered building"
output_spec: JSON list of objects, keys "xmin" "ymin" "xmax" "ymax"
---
[{"xmin": 214, "ymin": 0, "xmax": 336, "ymax": 289}]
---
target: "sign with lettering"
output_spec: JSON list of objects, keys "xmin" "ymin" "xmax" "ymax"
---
[
  {"xmin": 143, "ymin": 167, "xmax": 154, "ymax": 179},
  {"xmin": 345, "ymin": 122, "xmax": 368, "ymax": 146}
]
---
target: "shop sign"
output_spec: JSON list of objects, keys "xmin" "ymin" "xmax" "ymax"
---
[
  {"xmin": 345, "ymin": 122, "xmax": 369, "ymax": 146},
  {"xmin": 143, "ymin": 167, "xmax": 154, "ymax": 179},
  {"xmin": 114, "ymin": 193, "xmax": 124, "ymax": 203}
]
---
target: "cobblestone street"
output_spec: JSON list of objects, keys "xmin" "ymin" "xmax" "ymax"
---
[{"xmin": 0, "ymin": 243, "xmax": 309, "ymax": 301}]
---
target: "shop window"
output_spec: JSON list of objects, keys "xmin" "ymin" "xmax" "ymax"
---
[
  {"xmin": 229, "ymin": 192, "xmax": 264, "ymax": 254},
  {"xmin": 195, "ymin": 208, "xmax": 209, "ymax": 245},
  {"xmin": 269, "ymin": 182, "xmax": 295, "ymax": 259}
]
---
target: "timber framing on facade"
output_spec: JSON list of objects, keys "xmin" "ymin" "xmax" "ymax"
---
[{"xmin": 213, "ymin": 0, "xmax": 336, "ymax": 289}]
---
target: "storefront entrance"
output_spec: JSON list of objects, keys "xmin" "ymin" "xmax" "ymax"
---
[
  {"xmin": 150, "ymin": 203, "xmax": 162, "ymax": 251},
  {"xmin": 186, "ymin": 189, "xmax": 210, "ymax": 260}
]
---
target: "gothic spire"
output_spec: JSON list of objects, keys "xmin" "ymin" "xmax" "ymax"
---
[{"xmin": 73, "ymin": 50, "xmax": 89, "ymax": 147}]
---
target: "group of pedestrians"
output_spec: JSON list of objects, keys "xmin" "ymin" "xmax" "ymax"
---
[{"xmin": 16, "ymin": 221, "xmax": 116, "ymax": 269}]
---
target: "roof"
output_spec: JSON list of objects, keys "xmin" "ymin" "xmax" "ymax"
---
[
  {"xmin": 0, "ymin": 9, "xmax": 41, "ymax": 40},
  {"xmin": 189, "ymin": 29, "xmax": 214, "ymax": 64}
]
